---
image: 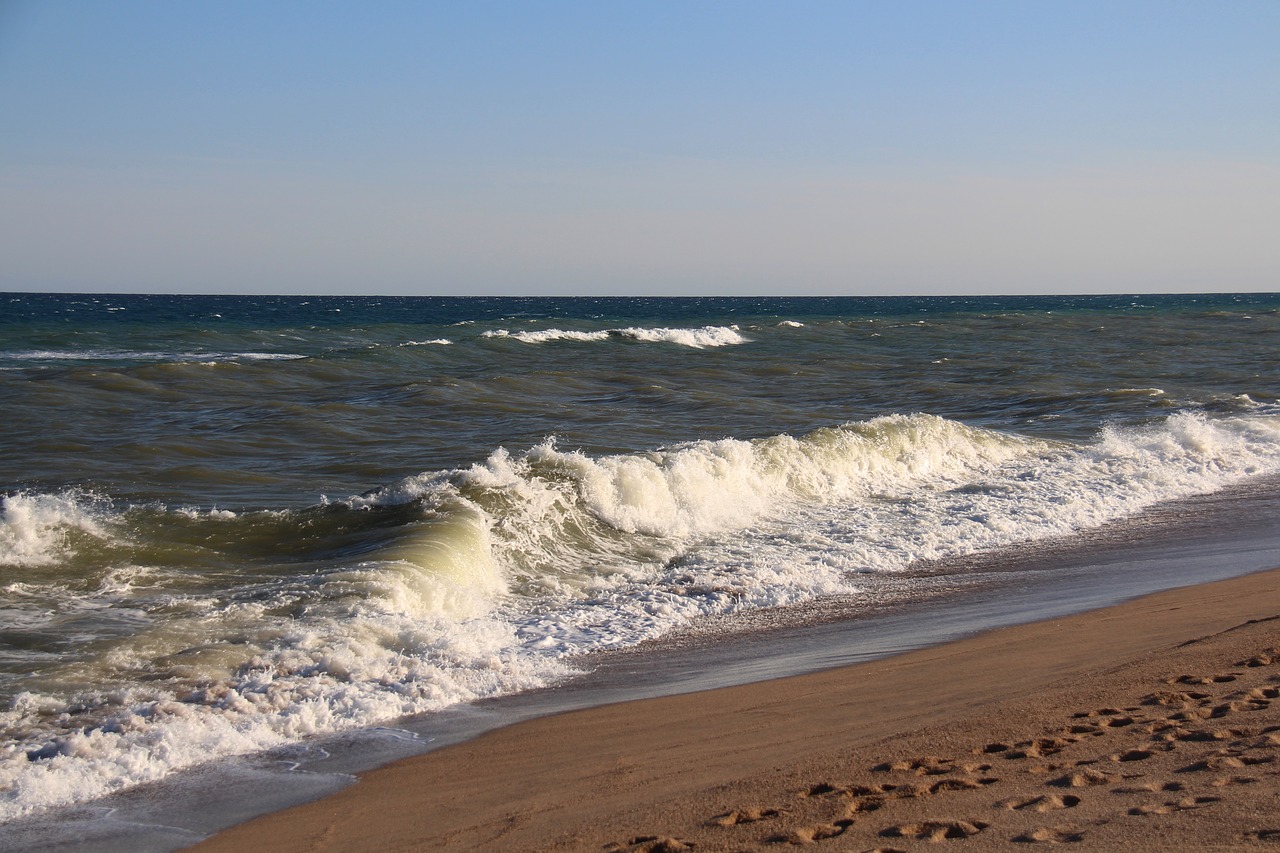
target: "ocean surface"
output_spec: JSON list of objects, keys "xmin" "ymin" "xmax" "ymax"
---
[{"xmin": 4, "ymin": 293, "xmax": 1280, "ymax": 834}]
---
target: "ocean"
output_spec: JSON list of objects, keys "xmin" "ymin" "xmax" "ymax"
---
[{"xmin": 4, "ymin": 293, "xmax": 1280, "ymax": 846}]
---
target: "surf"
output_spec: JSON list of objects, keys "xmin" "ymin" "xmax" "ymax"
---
[{"xmin": 6, "ymin": 409, "xmax": 1280, "ymax": 820}]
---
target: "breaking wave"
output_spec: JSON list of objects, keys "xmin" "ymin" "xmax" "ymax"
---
[
  {"xmin": 5, "ymin": 410, "xmax": 1280, "ymax": 820},
  {"xmin": 481, "ymin": 325, "xmax": 747, "ymax": 348}
]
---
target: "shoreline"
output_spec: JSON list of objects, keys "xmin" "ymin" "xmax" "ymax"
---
[
  {"xmin": 7, "ymin": 482, "xmax": 1280, "ymax": 853},
  {"xmin": 191, "ymin": 567, "xmax": 1280, "ymax": 852}
]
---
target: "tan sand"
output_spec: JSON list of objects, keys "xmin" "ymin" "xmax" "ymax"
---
[{"xmin": 191, "ymin": 568, "xmax": 1280, "ymax": 851}]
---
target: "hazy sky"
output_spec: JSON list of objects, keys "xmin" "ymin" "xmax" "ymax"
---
[{"xmin": 2, "ymin": 1, "xmax": 1277, "ymax": 296}]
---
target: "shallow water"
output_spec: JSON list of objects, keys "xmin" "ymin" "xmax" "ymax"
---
[
  {"xmin": 3, "ymin": 293, "xmax": 1280, "ymax": 826},
  {"xmin": 8, "ymin": 479, "xmax": 1280, "ymax": 853}
]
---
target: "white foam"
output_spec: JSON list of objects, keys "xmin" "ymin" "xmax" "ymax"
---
[
  {"xmin": 674, "ymin": 411, "xmax": 1280, "ymax": 593},
  {"xmin": 8, "ymin": 411, "xmax": 1280, "ymax": 821},
  {"xmin": 0, "ymin": 350, "xmax": 306, "ymax": 364},
  {"xmin": 1107, "ymin": 387, "xmax": 1166, "ymax": 396},
  {"xmin": 0, "ymin": 506, "xmax": 567, "ymax": 821},
  {"xmin": 482, "ymin": 329, "xmax": 610, "ymax": 344},
  {"xmin": 480, "ymin": 325, "xmax": 747, "ymax": 348},
  {"xmin": 0, "ymin": 491, "xmax": 111, "ymax": 568},
  {"xmin": 615, "ymin": 325, "xmax": 747, "ymax": 347},
  {"xmin": 231, "ymin": 352, "xmax": 308, "ymax": 361},
  {"xmin": 2, "ymin": 350, "xmax": 151, "ymax": 362},
  {"xmin": 354, "ymin": 412, "xmax": 1280, "ymax": 599},
  {"xmin": 0, "ymin": 609, "xmax": 571, "ymax": 822}
]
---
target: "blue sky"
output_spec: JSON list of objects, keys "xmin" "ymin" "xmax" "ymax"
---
[{"xmin": 1, "ymin": 1, "xmax": 1277, "ymax": 296}]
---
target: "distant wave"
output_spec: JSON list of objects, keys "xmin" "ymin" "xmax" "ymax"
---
[
  {"xmin": 481, "ymin": 325, "xmax": 747, "ymax": 348},
  {"xmin": 0, "ymin": 350, "xmax": 307, "ymax": 363},
  {"xmin": 483, "ymin": 329, "xmax": 610, "ymax": 344}
]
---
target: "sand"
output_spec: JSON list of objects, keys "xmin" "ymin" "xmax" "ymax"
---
[{"xmin": 191, "ymin": 568, "xmax": 1280, "ymax": 851}]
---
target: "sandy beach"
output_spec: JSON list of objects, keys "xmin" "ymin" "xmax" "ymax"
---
[{"xmin": 187, "ymin": 567, "xmax": 1280, "ymax": 852}]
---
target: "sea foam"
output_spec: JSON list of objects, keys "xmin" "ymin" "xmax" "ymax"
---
[
  {"xmin": 6, "ymin": 411, "xmax": 1280, "ymax": 821},
  {"xmin": 0, "ymin": 491, "xmax": 111, "ymax": 568},
  {"xmin": 481, "ymin": 325, "xmax": 746, "ymax": 348}
]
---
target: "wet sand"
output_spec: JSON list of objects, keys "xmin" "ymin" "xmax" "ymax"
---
[{"xmin": 190, "ymin": 566, "xmax": 1280, "ymax": 851}]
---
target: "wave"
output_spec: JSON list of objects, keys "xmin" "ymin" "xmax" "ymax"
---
[
  {"xmin": 0, "ymin": 350, "xmax": 307, "ymax": 364},
  {"xmin": 0, "ymin": 491, "xmax": 113, "ymax": 568},
  {"xmin": 1106, "ymin": 387, "xmax": 1166, "ymax": 397},
  {"xmin": 619, "ymin": 325, "xmax": 746, "ymax": 347},
  {"xmin": 481, "ymin": 325, "xmax": 747, "ymax": 348},
  {"xmin": 397, "ymin": 339, "xmax": 453, "ymax": 347},
  {"xmin": 482, "ymin": 328, "xmax": 610, "ymax": 344},
  {"xmin": 6, "ymin": 410, "xmax": 1280, "ymax": 819}
]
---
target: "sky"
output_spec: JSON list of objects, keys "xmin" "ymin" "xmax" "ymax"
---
[{"xmin": 1, "ymin": 1, "xmax": 1277, "ymax": 297}]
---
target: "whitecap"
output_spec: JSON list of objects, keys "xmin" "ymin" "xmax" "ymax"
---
[{"xmin": 480, "ymin": 325, "xmax": 747, "ymax": 348}]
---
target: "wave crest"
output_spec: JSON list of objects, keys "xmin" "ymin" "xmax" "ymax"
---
[
  {"xmin": 0, "ymin": 491, "xmax": 112, "ymax": 568},
  {"xmin": 480, "ymin": 325, "xmax": 746, "ymax": 348},
  {"xmin": 10, "ymin": 411, "xmax": 1280, "ymax": 821}
]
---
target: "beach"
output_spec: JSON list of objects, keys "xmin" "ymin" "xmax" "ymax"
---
[
  {"xmin": 7, "ymin": 294, "xmax": 1280, "ymax": 841},
  {"xmin": 189, "ymin": 567, "xmax": 1280, "ymax": 852},
  {"xmin": 7, "ymin": 0, "xmax": 1280, "ymax": 839}
]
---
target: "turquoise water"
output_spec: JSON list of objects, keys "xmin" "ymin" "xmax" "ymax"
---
[{"xmin": 3, "ymin": 292, "xmax": 1280, "ymax": 821}]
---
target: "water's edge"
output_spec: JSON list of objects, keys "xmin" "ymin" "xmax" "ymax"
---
[{"xmin": 8, "ymin": 478, "xmax": 1280, "ymax": 853}]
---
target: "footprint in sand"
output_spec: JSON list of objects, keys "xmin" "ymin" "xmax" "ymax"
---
[
  {"xmin": 879, "ymin": 820, "xmax": 988, "ymax": 842},
  {"xmin": 606, "ymin": 836, "xmax": 693, "ymax": 853},
  {"xmin": 1002, "ymin": 793, "xmax": 1081, "ymax": 812},
  {"xmin": 1127, "ymin": 795, "xmax": 1221, "ymax": 816},
  {"xmin": 1112, "ymin": 781, "xmax": 1185, "ymax": 794},
  {"xmin": 872, "ymin": 756, "xmax": 956, "ymax": 776},
  {"xmin": 1071, "ymin": 707, "xmax": 1127, "ymax": 719},
  {"xmin": 1210, "ymin": 774, "xmax": 1259, "ymax": 787},
  {"xmin": 1146, "ymin": 720, "xmax": 1192, "ymax": 739},
  {"xmin": 848, "ymin": 797, "xmax": 888, "ymax": 815},
  {"xmin": 1245, "ymin": 828, "xmax": 1280, "ymax": 842},
  {"xmin": 1066, "ymin": 708, "xmax": 1148, "ymax": 731},
  {"xmin": 1173, "ymin": 673, "xmax": 1240, "ymax": 685},
  {"xmin": 1049, "ymin": 767, "xmax": 1117, "ymax": 788},
  {"xmin": 1003, "ymin": 737, "xmax": 1078, "ymax": 759},
  {"xmin": 1143, "ymin": 690, "xmax": 1211, "ymax": 706},
  {"xmin": 802, "ymin": 781, "xmax": 902, "ymax": 801},
  {"xmin": 1250, "ymin": 731, "xmax": 1280, "ymax": 748},
  {"xmin": 803, "ymin": 782, "xmax": 848, "ymax": 797},
  {"xmin": 1236, "ymin": 648, "xmax": 1279, "ymax": 668},
  {"xmin": 1011, "ymin": 826, "xmax": 1086, "ymax": 844},
  {"xmin": 1173, "ymin": 726, "xmax": 1237, "ymax": 742},
  {"xmin": 1169, "ymin": 705, "xmax": 1216, "ymax": 722},
  {"xmin": 1208, "ymin": 699, "xmax": 1271, "ymax": 718},
  {"xmin": 1178, "ymin": 750, "xmax": 1276, "ymax": 773},
  {"xmin": 767, "ymin": 819, "xmax": 854, "ymax": 844},
  {"xmin": 929, "ymin": 777, "xmax": 999, "ymax": 794},
  {"xmin": 711, "ymin": 806, "xmax": 783, "ymax": 826}
]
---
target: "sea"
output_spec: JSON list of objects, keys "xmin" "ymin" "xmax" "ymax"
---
[{"xmin": 4, "ymin": 292, "xmax": 1280, "ymax": 849}]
